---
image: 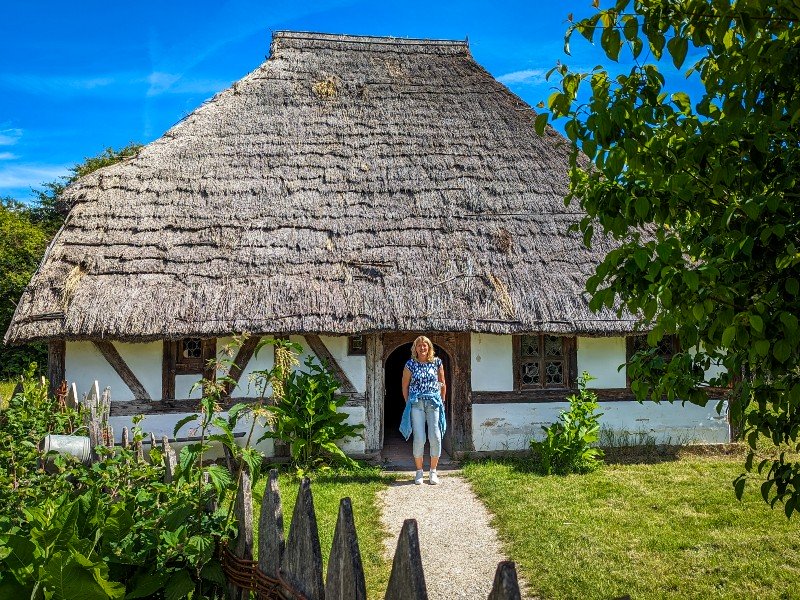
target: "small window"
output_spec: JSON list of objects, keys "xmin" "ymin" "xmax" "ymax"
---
[
  {"xmin": 514, "ymin": 335, "xmax": 574, "ymax": 389},
  {"xmin": 162, "ymin": 338, "xmax": 216, "ymax": 400},
  {"xmin": 626, "ymin": 334, "xmax": 678, "ymax": 384},
  {"xmin": 348, "ymin": 335, "xmax": 366, "ymax": 355}
]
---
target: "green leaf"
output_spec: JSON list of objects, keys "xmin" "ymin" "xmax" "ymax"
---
[
  {"xmin": 164, "ymin": 571, "xmax": 196, "ymax": 600},
  {"xmin": 534, "ymin": 112, "xmax": 548, "ymax": 136},
  {"xmin": 667, "ymin": 35, "xmax": 688, "ymax": 68},
  {"xmin": 43, "ymin": 551, "xmax": 124, "ymax": 600},
  {"xmin": 754, "ymin": 340, "xmax": 770, "ymax": 357},
  {"xmin": 200, "ymin": 560, "xmax": 227, "ymax": 586},
  {"xmin": 672, "ymin": 92, "xmax": 691, "ymax": 113},
  {"xmin": 173, "ymin": 414, "xmax": 198, "ymax": 437},
  {"xmin": 722, "ymin": 326, "xmax": 737, "ymax": 348},
  {"xmin": 2, "ymin": 535, "xmax": 36, "ymax": 576},
  {"xmin": 773, "ymin": 340, "xmax": 791, "ymax": 363},
  {"xmin": 733, "ymin": 475, "xmax": 746, "ymax": 500},
  {"xmin": 749, "ymin": 315, "xmax": 764, "ymax": 333},
  {"xmin": 125, "ymin": 573, "xmax": 170, "ymax": 599}
]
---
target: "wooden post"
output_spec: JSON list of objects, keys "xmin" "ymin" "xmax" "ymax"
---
[
  {"xmin": 162, "ymin": 436, "xmax": 177, "ymax": 483},
  {"xmin": 258, "ymin": 469, "xmax": 285, "ymax": 581},
  {"xmin": 487, "ymin": 561, "xmax": 521, "ymax": 600},
  {"xmin": 364, "ymin": 333, "xmax": 384, "ymax": 452},
  {"xmin": 121, "ymin": 427, "xmax": 129, "ymax": 449},
  {"xmin": 384, "ymin": 519, "xmax": 427, "ymax": 600},
  {"xmin": 66, "ymin": 382, "xmax": 78, "ymax": 409},
  {"xmin": 47, "ymin": 339, "xmax": 65, "ymax": 399},
  {"xmin": 326, "ymin": 497, "xmax": 366, "ymax": 600},
  {"xmin": 280, "ymin": 477, "xmax": 325, "ymax": 600},
  {"xmin": 228, "ymin": 471, "xmax": 254, "ymax": 600}
]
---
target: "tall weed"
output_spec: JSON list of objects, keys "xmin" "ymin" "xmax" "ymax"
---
[{"xmin": 530, "ymin": 373, "xmax": 604, "ymax": 475}]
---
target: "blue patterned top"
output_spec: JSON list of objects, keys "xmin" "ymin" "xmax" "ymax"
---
[{"xmin": 405, "ymin": 357, "xmax": 443, "ymax": 396}]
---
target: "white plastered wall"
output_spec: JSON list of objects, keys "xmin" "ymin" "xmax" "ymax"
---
[
  {"xmin": 468, "ymin": 334, "xmax": 730, "ymax": 450},
  {"xmin": 577, "ymin": 337, "xmax": 627, "ymax": 388},
  {"xmin": 65, "ymin": 340, "xmax": 162, "ymax": 402},
  {"xmin": 471, "ymin": 333, "xmax": 513, "ymax": 391},
  {"xmin": 472, "ymin": 401, "xmax": 730, "ymax": 451}
]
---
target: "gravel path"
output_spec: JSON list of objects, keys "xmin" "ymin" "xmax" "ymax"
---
[{"xmin": 379, "ymin": 471, "xmax": 531, "ymax": 599}]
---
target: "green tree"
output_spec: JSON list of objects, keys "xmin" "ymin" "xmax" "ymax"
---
[
  {"xmin": 542, "ymin": 0, "xmax": 800, "ymax": 515},
  {"xmin": 31, "ymin": 142, "xmax": 142, "ymax": 234},
  {"xmin": 0, "ymin": 199, "xmax": 50, "ymax": 377},
  {"xmin": 1, "ymin": 144, "xmax": 142, "ymax": 378}
]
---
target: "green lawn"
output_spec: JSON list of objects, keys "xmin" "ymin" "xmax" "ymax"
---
[
  {"xmin": 252, "ymin": 470, "xmax": 394, "ymax": 600},
  {"xmin": 463, "ymin": 451, "xmax": 800, "ymax": 600}
]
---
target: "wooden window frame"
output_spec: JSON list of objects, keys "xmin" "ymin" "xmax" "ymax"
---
[
  {"xmin": 162, "ymin": 338, "xmax": 216, "ymax": 400},
  {"xmin": 347, "ymin": 335, "xmax": 366, "ymax": 356},
  {"xmin": 625, "ymin": 334, "xmax": 679, "ymax": 387},
  {"xmin": 513, "ymin": 335, "xmax": 577, "ymax": 391}
]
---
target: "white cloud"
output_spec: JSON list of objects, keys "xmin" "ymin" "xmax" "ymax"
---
[
  {"xmin": 497, "ymin": 69, "xmax": 549, "ymax": 85},
  {"xmin": 146, "ymin": 71, "xmax": 229, "ymax": 97},
  {"xmin": 0, "ymin": 128, "xmax": 23, "ymax": 146},
  {"xmin": 0, "ymin": 152, "xmax": 18, "ymax": 160},
  {"xmin": 0, "ymin": 163, "xmax": 69, "ymax": 190}
]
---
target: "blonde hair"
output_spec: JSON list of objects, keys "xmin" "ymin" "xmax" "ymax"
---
[{"xmin": 411, "ymin": 336, "xmax": 436, "ymax": 362}]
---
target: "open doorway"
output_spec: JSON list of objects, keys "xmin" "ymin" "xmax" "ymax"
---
[{"xmin": 383, "ymin": 342, "xmax": 452, "ymax": 458}]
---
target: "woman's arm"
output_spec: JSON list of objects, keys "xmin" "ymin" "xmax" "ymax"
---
[
  {"xmin": 438, "ymin": 364, "xmax": 446, "ymax": 402},
  {"xmin": 402, "ymin": 367, "xmax": 411, "ymax": 402}
]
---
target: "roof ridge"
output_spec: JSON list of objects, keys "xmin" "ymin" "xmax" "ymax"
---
[{"xmin": 271, "ymin": 30, "xmax": 470, "ymax": 48}]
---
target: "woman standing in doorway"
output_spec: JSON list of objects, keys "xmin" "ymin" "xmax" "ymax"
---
[{"xmin": 400, "ymin": 336, "xmax": 447, "ymax": 485}]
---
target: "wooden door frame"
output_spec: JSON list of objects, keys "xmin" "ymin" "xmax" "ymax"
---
[{"xmin": 370, "ymin": 332, "xmax": 473, "ymax": 454}]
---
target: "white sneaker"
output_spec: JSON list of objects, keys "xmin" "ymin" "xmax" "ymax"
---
[
  {"xmin": 414, "ymin": 469, "xmax": 424, "ymax": 485},
  {"xmin": 429, "ymin": 470, "xmax": 439, "ymax": 485}
]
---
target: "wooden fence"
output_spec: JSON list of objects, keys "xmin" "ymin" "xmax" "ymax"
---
[
  {"xmin": 49, "ymin": 380, "xmax": 629, "ymax": 600},
  {"xmin": 220, "ymin": 469, "xmax": 524, "ymax": 600}
]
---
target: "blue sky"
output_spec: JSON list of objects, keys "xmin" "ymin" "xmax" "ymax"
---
[{"xmin": 0, "ymin": 1, "xmax": 697, "ymax": 202}]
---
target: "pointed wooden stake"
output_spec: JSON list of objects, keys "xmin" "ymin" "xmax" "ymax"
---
[
  {"xmin": 281, "ymin": 477, "xmax": 325, "ymax": 600},
  {"xmin": 384, "ymin": 519, "xmax": 427, "ymax": 600},
  {"xmin": 487, "ymin": 561, "xmax": 521, "ymax": 600},
  {"xmin": 258, "ymin": 469, "xmax": 285, "ymax": 580},
  {"xmin": 326, "ymin": 497, "xmax": 367, "ymax": 600}
]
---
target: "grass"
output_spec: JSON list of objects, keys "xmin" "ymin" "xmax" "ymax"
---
[
  {"xmin": 463, "ymin": 448, "xmax": 800, "ymax": 600},
  {"xmin": 252, "ymin": 468, "xmax": 394, "ymax": 600},
  {"xmin": 0, "ymin": 380, "xmax": 15, "ymax": 409}
]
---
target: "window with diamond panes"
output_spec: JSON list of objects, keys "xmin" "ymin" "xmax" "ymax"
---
[
  {"xmin": 517, "ymin": 335, "xmax": 568, "ymax": 389},
  {"xmin": 173, "ymin": 337, "xmax": 214, "ymax": 375},
  {"xmin": 626, "ymin": 334, "xmax": 678, "ymax": 385},
  {"xmin": 182, "ymin": 338, "xmax": 202, "ymax": 359}
]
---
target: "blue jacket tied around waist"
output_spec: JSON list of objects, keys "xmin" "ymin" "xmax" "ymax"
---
[{"xmin": 399, "ymin": 391, "xmax": 447, "ymax": 441}]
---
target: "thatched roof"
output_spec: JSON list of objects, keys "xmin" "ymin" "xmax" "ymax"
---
[{"xmin": 5, "ymin": 31, "xmax": 637, "ymax": 345}]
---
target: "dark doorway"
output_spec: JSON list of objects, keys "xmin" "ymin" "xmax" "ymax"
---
[{"xmin": 383, "ymin": 343, "xmax": 452, "ymax": 456}]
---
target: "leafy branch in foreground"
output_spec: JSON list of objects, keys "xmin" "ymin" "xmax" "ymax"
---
[{"xmin": 541, "ymin": 0, "xmax": 800, "ymax": 515}]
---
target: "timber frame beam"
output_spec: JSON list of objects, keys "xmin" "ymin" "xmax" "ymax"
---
[
  {"xmin": 94, "ymin": 340, "xmax": 151, "ymax": 401},
  {"xmin": 304, "ymin": 335, "xmax": 357, "ymax": 394}
]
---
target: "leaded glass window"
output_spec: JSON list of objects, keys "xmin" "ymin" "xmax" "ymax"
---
[
  {"xmin": 518, "ymin": 335, "xmax": 567, "ymax": 389},
  {"xmin": 182, "ymin": 338, "xmax": 202, "ymax": 359}
]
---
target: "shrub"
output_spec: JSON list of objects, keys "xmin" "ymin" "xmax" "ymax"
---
[
  {"xmin": 0, "ymin": 369, "xmax": 248, "ymax": 599},
  {"xmin": 530, "ymin": 373, "xmax": 604, "ymax": 475},
  {"xmin": 260, "ymin": 355, "xmax": 365, "ymax": 470}
]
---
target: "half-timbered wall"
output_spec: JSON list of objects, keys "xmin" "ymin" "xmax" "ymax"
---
[
  {"xmin": 470, "ymin": 334, "xmax": 730, "ymax": 451},
  {"xmin": 66, "ymin": 341, "xmax": 163, "ymax": 400},
  {"xmin": 63, "ymin": 336, "xmax": 367, "ymax": 456}
]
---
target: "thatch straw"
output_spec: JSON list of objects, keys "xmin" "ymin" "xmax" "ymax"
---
[{"xmin": 5, "ymin": 31, "xmax": 636, "ymax": 345}]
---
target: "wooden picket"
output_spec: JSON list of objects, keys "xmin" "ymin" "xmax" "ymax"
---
[
  {"xmin": 69, "ymin": 380, "xmax": 627, "ymax": 599},
  {"xmin": 222, "ymin": 471, "xmax": 524, "ymax": 600}
]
